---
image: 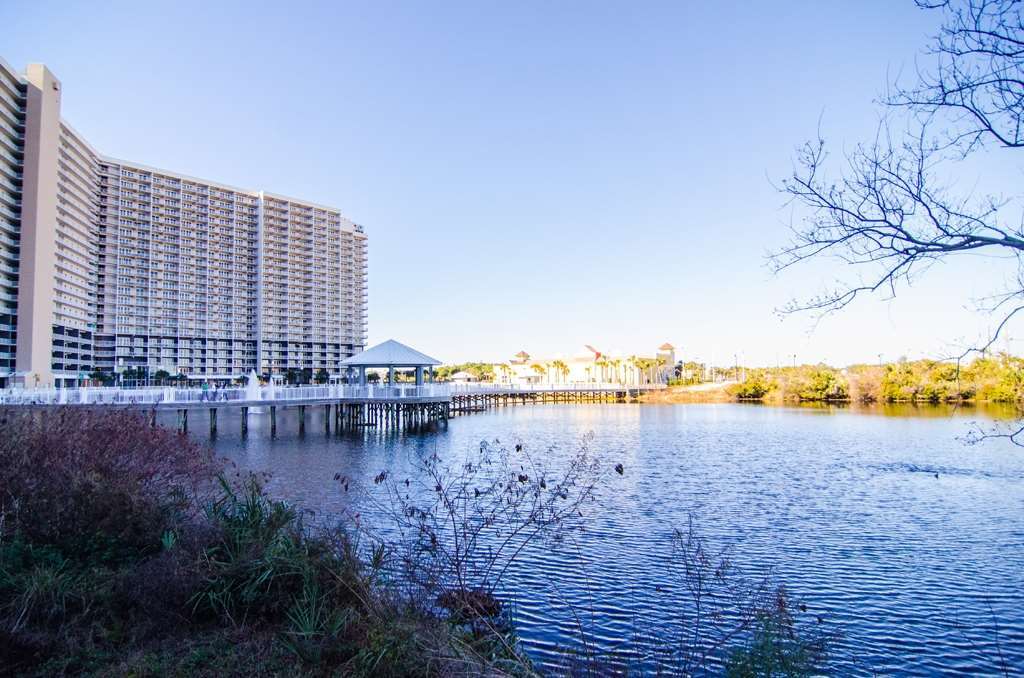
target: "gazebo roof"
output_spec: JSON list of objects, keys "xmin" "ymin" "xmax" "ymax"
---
[{"xmin": 340, "ymin": 339, "xmax": 441, "ymax": 367}]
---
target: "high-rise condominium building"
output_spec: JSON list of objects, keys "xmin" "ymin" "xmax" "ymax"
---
[{"xmin": 0, "ymin": 59, "xmax": 367, "ymax": 388}]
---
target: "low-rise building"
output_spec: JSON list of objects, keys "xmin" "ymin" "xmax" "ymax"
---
[{"xmin": 493, "ymin": 344, "xmax": 676, "ymax": 386}]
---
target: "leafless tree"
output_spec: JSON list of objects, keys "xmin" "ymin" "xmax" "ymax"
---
[
  {"xmin": 342, "ymin": 443, "xmax": 836, "ymax": 675},
  {"xmin": 349, "ymin": 435, "xmax": 610, "ymax": 630},
  {"xmin": 550, "ymin": 517, "xmax": 832, "ymax": 677},
  {"xmin": 773, "ymin": 0, "xmax": 1024, "ymax": 358}
]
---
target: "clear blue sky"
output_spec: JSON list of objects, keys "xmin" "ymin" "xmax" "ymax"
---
[{"xmin": 4, "ymin": 0, "xmax": 1017, "ymax": 366}]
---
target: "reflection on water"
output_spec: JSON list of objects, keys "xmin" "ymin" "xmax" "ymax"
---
[
  {"xmin": 169, "ymin": 403, "xmax": 1024, "ymax": 675},
  {"xmin": 737, "ymin": 399, "xmax": 1023, "ymax": 420}
]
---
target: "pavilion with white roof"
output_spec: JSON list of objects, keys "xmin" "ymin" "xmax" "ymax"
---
[{"xmin": 340, "ymin": 339, "xmax": 442, "ymax": 385}]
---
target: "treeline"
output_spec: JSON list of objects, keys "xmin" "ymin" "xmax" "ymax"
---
[
  {"xmin": 729, "ymin": 354, "xmax": 1024, "ymax": 404},
  {"xmin": 433, "ymin": 362, "xmax": 495, "ymax": 381}
]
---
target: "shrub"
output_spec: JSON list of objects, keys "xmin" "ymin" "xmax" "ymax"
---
[
  {"xmin": 366, "ymin": 435, "xmax": 607, "ymax": 615},
  {"xmin": 847, "ymin": 365, "xmax": 883, "ymax": 403},
  {"xmin": 725, "ymin": 588, "xmax": 829, "ymax": 677},
  {"xmin": 730, "ymin": 372, "xmax": 773, "ymax": 400},
  {"xmin": 0, "ymin": 410, "xmax": 536, "ymax": 676},
  {"xmin": 880, "ymin": 363, "xmax": 918, "ymax": 402},
  {"xmin": 191, "ymin": 475, "xmax": 325, "ymax": 624},
  {"xmin": 557, "ymin": 519, "xmax": 834, "ymax": 676},
  {"xmin": 794, "ymin": 368, "xmax": 848, "ymax": 401},
  {"xmin": 0, "ymin": 541, "xmax": 87, "ymax": 633},
  {"xmin": 878, "ymin": 359, "xmax": 979, "ymax": 403},
  {"xmin": 967, "ymin": 355, "xmax": 1024, "ymax": 402},
  {"xmin": 0, "ymin": 408, "xmax": 219, "ymax": 564}
]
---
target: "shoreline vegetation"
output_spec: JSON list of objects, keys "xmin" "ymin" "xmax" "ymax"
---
[
  {"xmin": 653, "ymin": 355, "xmax": 1024, "ymax": 406},
  {"xmin": 0, "ymin": 409, "xmax": 832, "ymax": 677},
  {"xmin": 434, "ymin": 355, "xmax": 1024, "ymax": 408}
]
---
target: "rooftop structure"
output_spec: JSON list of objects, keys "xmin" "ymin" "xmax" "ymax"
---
[
  {"xmin": 341, "ymin": 339, "xmax": 441, "ymax": 386},
  {"xmin": 341, "ymin": 339, "xmax": 441, "ymax": 368}
]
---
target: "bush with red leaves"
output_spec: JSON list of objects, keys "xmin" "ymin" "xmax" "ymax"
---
[{"xmin": 0, "ymin": 408, "xmax": 220, "ymax": 563}]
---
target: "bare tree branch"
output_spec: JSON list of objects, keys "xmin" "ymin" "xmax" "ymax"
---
[
  {"xmin": 772, "ymin": 119, "xmax": 1022, "ymax": 315},
  {"xmin": 895, "ymin": 0, "xmax": 1024, "ymax": 149},
  {"xmin": 773, "ymin": 0, "xmax": 1024, "ymax": 346}
]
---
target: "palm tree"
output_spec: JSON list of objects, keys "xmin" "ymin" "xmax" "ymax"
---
[
  {"xmin": 643, "ymin": 358, "xmax": 655, "ymax": 384},
  {"xmin": 531, "ymin": 363, "xmax": 547, "ymax": 383},
  {"xmin": 609, "ymin": 358, "xmax": 622, "ymax": 384},
  {"xmin": 627, "ymin": 356, "xmax": 640, "ymax": 385},
  {"xmin": 551, "ymin": 359, "xmax": 570, "ymax": 384},
  {"xmin": 640, "ymin": 358, "xmax": 651, "ymax": 384},
  {"xmin": 595, "ymin": 357, "xmax": 608, "ymax": 383}
]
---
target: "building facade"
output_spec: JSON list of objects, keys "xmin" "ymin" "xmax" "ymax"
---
[
  {"xmin": 0, "ymin": 59, "xmax": 367, "ymax": 387},
  {"xmin": 491, "ymin": 344, "xmax": 676, "ymax": 386},
  {"xmin": 0, "ymin": 62, "xmax": 26, "ymax": 383}
]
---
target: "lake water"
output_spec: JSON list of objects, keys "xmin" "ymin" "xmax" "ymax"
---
[{"xmin": 187, "ymin": 402, "xmax": 1024, "ymax": 675}]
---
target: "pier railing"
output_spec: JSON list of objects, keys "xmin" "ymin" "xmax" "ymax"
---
[
  {"xmin": 447, "ymin": 382, "xmax": 665, "ymax": 394},
  {"xmin": 0, "ymin": 381, "xmax": 665, "ymax": 407}
]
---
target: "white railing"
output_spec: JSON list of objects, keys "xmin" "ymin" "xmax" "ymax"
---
[
  {"xmin": 447, "ymin": 381, "xmax": 665, "ymax": 394},
  {"xmin": 0, "ymin": 381, "xmax": 664, "ymax": 406}
]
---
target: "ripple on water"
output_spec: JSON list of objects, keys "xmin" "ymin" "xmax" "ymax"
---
[{"xmin": 192, "ymin": 403, "xmax": 1024, "ymax": 675}]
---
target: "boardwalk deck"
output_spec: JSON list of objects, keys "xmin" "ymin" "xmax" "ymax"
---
[{"xmin": 0, "ymin": 383, "xmax": 664, "ymax": 435}]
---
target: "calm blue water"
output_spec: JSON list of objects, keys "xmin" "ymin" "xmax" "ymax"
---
[{"xmin": 184, "ymin": 402, "xmax": 1024, "ymax": 675}]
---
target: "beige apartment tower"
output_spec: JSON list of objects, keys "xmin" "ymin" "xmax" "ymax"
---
[{"xmin": 0, "ymin": 59, "xmax": 367, "ymax": 387}]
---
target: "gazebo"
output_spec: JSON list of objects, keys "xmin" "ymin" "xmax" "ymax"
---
[{"xmin": 340, "ymin": 339, "xmax": 442, "ymax": 385}]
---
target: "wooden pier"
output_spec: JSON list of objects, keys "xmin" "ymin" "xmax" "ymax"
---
[
  {"xmin": 0, "ymin": 383, "xmax": 663, "ymax": 437},
  {"xmin": 163, "ymin": 395, "xmax": 452, "ymax": 436},
  {"xmin": 449, "ymin": 385, "xmax": 644, "ymax": 414}
]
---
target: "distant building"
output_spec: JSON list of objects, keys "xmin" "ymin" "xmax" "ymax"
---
[
  {"xmin": 0, "ymin": 59, "xmax": 367, "ymax": 387},
  {"xmin": 657, "ymin": 343, "xmax": 676, "ymax": 372},
  {"xmin": 493, "ymin": 343, "xmax": 677, "ymax": 386},
  {"xmin": 448, "ymin": 370, "xmax": 477, "ymax": 383}
]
